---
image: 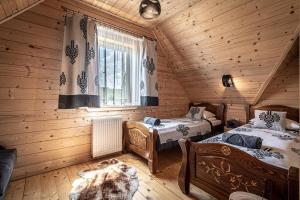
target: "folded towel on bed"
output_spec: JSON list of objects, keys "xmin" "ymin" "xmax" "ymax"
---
[
  {"xmin": 222, "ymin": 133, "xmax": 262, "ymax": 149},
  {"xmin": 144, "ymin": 117, "xmax": 161, "ymax": 126}
]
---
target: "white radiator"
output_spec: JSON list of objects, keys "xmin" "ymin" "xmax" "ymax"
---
[{"xmin": 92, "ymin": 116, "xmax": 123, "ymax": 158}]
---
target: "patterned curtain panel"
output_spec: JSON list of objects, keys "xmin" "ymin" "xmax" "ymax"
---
[
  {"xmin": 140, "ymin": 38, "xmax": 159, "ymax": 106},
  {"xmin": 59, "ymin": 14, "xmax": 100, "ymax": 109}
]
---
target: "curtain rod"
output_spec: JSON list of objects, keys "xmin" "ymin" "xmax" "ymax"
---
[{"xmin": 61, "ymin": 6, "xmax": 157, "ymax": 41}]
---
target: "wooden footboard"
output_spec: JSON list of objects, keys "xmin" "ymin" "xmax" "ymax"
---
[
  {"xmin": 123, "ymin": 121, "xmax": 158, "ymax": 173},
  {"xmin": 178, "ymin": 139, "xmax": 299, "ymax": 200}
]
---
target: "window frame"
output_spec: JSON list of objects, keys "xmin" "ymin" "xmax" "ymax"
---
[{"xmin": 97, "ymin": 28, "xmax": 141, "ymax": 108}]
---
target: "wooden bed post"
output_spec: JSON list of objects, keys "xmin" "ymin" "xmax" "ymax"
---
[
  {"xmin": 122, "ymin": 122, "xmax": 128, "ymax": 154},
  {"xmin": 217, "ymin": 103, "xmax": 226, "ymax": 125},
  {"xmin": 288, "ymin": 167, "xmax": 299, "ymax": 200},
  {"xmin": 178, "ymin": 139, "xmax": 190, "ymax": 194},
  {"xmin": 244, "ymin": 104, "xmax": 250, "ymax": 123},
  {"xmin": 148, "ymin": 130, "xmax": 158, "ymax": 174}
]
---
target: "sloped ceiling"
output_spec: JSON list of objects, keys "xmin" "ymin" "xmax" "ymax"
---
[
  {"xmin": 79, "ymin": 0, "xmax": 200, "ymax": 28},
  {"xmin": 0, "ymin": 0, "xmax": 44, "ymax": 24},
  {"xmin": 157, "ymin": 0, "xmax": 299, "ymax": 104},
  {"xmin": 258, "ymin": 37, "xmax": 299, "ymax": 107}
]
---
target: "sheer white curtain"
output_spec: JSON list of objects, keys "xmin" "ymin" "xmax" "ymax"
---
[{"xmin": 97, "ymin": 25, "xmax": 143, "ymax": 106}]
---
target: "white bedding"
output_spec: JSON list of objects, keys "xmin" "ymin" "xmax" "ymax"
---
[
  {"xmin": 200, "ymin": 123, "xmax": 300, "ymax": 169},
  {"xmin": 142, "ymin": 118, "xmax": 212, "ymax": 144}
]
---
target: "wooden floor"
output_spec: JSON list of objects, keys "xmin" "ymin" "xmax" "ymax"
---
[{"xmin": 5, "ymin": 147, "xmax": 216, "ymax": 200}]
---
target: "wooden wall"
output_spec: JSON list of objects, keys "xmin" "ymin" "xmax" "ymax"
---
[
  {"xmin": 226, "ymin": 41, "xmax": 299, "ymax": 124},
  {"xmin": 0, "ymin": 0, "xmax": 43, "ymax": 23},
  {"xmin": 0, "ymin": 0, "xmax": 189, "ymax": 180},
  {"xmin": 226, "ymin": 104, "xmax": 247, "ymax": 124},
  {"xmin": 258, "ymin": 41, "xmax": 299, "ymax": 108}
]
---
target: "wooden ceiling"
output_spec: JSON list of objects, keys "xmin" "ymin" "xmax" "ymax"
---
[
  {"xmin": 0, "ymin": 0, "xmax": 44, "ymax": 24},
  {"xmin": 79, "ymin": 0, "xmax": 201, "ymax": 28},
  {"xmin": 155, "ymin": 0, "xmax": 299, "ymax": 104}
]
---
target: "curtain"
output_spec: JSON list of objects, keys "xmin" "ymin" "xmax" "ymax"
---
[
  {"xmin": 59, "ymin": 14, "xmax": 100, "ymax": 109},
  {"xmin": 140, "ymin": 38, "xmax": 159, "ymax": 106},
  {"xmin": 97, "ymin": 25, "xmax": 143, "ymax": 106}
]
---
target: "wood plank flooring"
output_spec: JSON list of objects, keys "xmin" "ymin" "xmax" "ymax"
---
[{"xmin": 5, "ymin": 148, "xmax": 216, "ymax": 200}]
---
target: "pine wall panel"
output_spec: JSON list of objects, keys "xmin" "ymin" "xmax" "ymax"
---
[
  {"xmin": 258, "ymin": 42, "xmax": 299, "ymax": 108},
  {"xmin": 225, "ymin": 43, "xmax": 299, "ymax": 123},
  {"xmin": 0, "ymin": 0, "xmax": 43, "ymax": 23},
  {"xmin": 0, "ymin": 0, "xmax": 189, "ymax": 180}
]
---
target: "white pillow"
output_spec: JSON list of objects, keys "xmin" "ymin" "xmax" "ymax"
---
[
  {"xmin": 251, "ymin": 117, "xmax": 299, "ymax": 131},
  {"xmin": 253, "ymin": 110, "xmax": 286, "ymax": 131},
  {"xmin": 186, "ymin": 106, "xmax": 205, "ymax": 120},
  {"xmin": 203, "ymin": 110, "xmax": 216, "ymax": 120},
  {"xmin": 286, "ymin": 119, "xmax": 299, "ymax": 130}
]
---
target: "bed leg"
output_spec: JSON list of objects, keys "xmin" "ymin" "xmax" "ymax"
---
[
  {"xmin": 288, "ymin": 166, "xmax": 299, "ymax": 200},
  {"xmin": 178, "ymin": 139, "xmax": 190, "ymax": 194},
  {"xmin": 122, "ymin": 122, "xmax": 128, "ymax": 154},
  {"xmin": 148, "ymin": 130, "xmax": 158, "ymax": 174}
]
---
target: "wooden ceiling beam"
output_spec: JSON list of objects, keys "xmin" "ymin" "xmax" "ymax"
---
[
  {"xmin": 0, "ymin": 0, "xmax": 45, "ymax": 25},
  {"xmin": 252, "ymin": 24, "xmax": 300, "ymax": 105}
]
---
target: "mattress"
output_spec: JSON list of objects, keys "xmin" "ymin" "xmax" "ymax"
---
[
  {"xmin": 200, "ymin": 123, "xmax": 300, "ymax": 169},
  {"xmin": 142, "ymin": 118, "xmax": 212, "ymax": 144}
]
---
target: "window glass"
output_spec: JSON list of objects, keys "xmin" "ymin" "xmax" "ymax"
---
[{"xmin": 97, "ymin": 25, "xmax": 143, "ymax": 107}]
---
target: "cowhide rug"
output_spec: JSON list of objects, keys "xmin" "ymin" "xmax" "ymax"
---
[{"xmin": 70, "ymin": 159, "xmax": 139, "ymax": 200}]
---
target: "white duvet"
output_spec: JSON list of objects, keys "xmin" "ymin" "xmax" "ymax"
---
[
  {"xmin": 142, "ymin": 118, "xmax": 213, "ymax": 144},
  {"xmin": 200, "ymin": 123, "xmax": 300, "ymax": 169}
]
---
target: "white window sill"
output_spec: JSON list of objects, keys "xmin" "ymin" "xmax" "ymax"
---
[{"xmin": 82, "ymin": 106, "xmax": 143, "ymax": 112}]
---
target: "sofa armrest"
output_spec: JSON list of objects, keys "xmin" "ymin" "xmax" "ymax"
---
[{"xmin": 0, "ymin": 149, "xmax": 17, "ymax": 200}]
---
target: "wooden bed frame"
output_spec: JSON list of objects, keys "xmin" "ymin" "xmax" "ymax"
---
[
  {"xmin": 189, "ymin": 102, "xmax": 225, "ymax": 134},
  {"xmin": 122, "ymin": 102, "xmax": 225, "ymax": 174},
  {"xmin": 178, "ymin": 105, "xmax": 299, "ymax": 200}
]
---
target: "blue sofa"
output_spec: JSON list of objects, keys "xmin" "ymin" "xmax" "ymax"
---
[{"xmin": 0, "ymin": 148, "xmax": 16, "ymax": 200}]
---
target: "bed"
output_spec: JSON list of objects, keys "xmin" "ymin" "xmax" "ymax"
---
[
  {"xmin": 178, "ymin": 105, "xmax": 299, "ymax": 200},
  {"xmin": 122, "ymin": 103, "xmax": 225, "ymax": 174}
]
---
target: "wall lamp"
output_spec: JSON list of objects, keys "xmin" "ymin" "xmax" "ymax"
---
[{"xmin": 222, "ymin": 74, "xmax": 234, "ymax": 87}]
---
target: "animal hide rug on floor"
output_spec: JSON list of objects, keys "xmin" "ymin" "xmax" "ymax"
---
[{"xmin": 70, "ymin": 159, "xmax": 139, "ymax": 200}]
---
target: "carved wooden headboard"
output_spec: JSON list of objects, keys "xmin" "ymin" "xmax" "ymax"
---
[
  {"xmin": 189, "ymin": 102, "xmax": 226, "ymax": 124},
  {"xmin": 245, "ymin": 105, "xmax": 299, "ymax": 122}
]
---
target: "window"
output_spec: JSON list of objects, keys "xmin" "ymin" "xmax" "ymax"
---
[{"xmin": 97, "ymin": 25, "xmax": 143, "ymax": 107}]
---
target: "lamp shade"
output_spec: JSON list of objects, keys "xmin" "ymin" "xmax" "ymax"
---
[
  {"xmin": 139, "ymin": 0, "xmax": 161, "ymax": 20},
  {"xmin": 222, "ymin": 74, "xmax": 234, "ymax": 87}
]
